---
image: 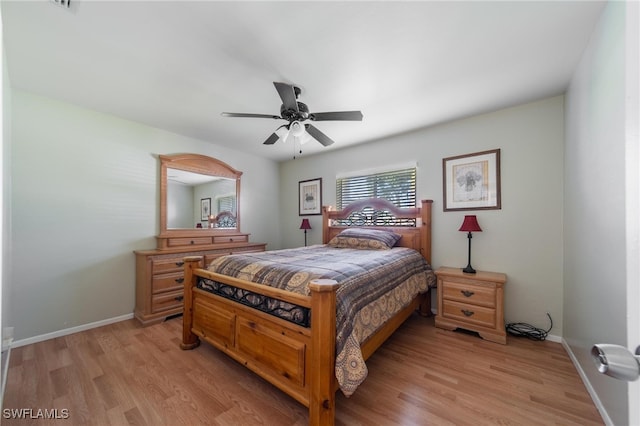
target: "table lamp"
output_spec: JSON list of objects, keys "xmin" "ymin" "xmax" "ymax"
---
[
  {"xmin": 300, "ymin": 218, "xmax": 312, "ymax": 246},
  {"xmin": 459, "ymin": 215, "xmax": 482, "ymax": 274}
]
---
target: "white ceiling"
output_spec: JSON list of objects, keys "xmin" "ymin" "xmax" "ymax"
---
[{"xmin": 2, "ymin": 0, "xmax": 605, "ymax": 162}]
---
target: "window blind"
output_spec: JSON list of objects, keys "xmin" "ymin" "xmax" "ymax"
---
[
  {"xmin": 217, "ymin": 196, "xmax": 236, "ymax": 214},
  {"xmin": 336, "ymin": 167, "xmax": 417, "ymax": 210}
]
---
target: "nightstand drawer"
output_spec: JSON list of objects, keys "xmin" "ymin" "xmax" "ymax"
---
[
  {"xmin": 442, "ymin": 280, "xmax": 496, "ymax": 308},
  {"xmin": 442, "ymin": 300, "xmax": 496, "ymax": 328},
  {"xmin": 435, "ymin": 267, "xmax": 507, "ymax": 344}
]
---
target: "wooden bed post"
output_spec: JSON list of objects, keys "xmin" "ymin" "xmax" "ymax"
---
[
  {"xmin": 180, "ymin": 256, "xmax": 202, "ymax": 350},
  {"xmin": 418, "ymin": 200, "xmax": 434, "ymax": 317},
  {"xmin": 308, "ymin": 279, "xmax": 341, "ymax": 426},
  {"xmin": 420, "ymin": 200, "xmax": 433, "ymax": 264},
  {"xmin": 322, "ymin": 205, "xmax": 333, "ymax": 244}
]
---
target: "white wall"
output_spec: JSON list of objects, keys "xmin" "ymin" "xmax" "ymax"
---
[
  {"xmin": 564, "ymin": 2, "xmax": 630, "ymax": 425},
  {"xmin": 2, "ymin": 43, "xmax": 11, "ymax": 343},
  {"xmin": 625, "ymin": 3, "xmax": 640, "ymax": 424},
  {"xmin": 8, "ymin": 90, "xmax": 281, "ymax": 341},
  {"xmin": 280, "ymin": 96, "xmax": 565, "ymax": 333}
]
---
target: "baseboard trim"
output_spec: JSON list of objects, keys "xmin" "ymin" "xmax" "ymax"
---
[
  {"xmin": 561, "ymin": 338, "xmax": 613, "ymax": 426},
  {"xmin": 11, "ymin": 313, "xmax": 135, "ymax": 348},
  {"xmin": 545, "ymin": 333, "xmax": 562, "ymax": 343}
]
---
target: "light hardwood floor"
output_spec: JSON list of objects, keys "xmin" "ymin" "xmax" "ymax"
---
[{"xmin": 3, "ymin": 314, "xmax": 604, "ymax": 425}]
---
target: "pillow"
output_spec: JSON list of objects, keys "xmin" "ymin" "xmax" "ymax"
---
[{"xmin": 327, "ymin": 228, "xmax": 402, "ymax": 250}]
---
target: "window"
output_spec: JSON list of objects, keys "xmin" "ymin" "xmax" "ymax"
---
[
  {"xmin": 217, "ymin": 195, "xmax": 236, "ymax": 214},
  {"xmin": 336, "ymin": 166, "xmax": 417, "ymax": 225}
]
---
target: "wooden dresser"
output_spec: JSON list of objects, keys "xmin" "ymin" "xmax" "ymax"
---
[
  {"xmin": 135, "ymin": 235, "xmax": 266, "ymax": 326},
  {"xmin": 135, "ymin": 152, "xmax": 267, "ymax": 326},
  {"xmin": 435, "ymin": 267, "xmax": 507, "ymax": 344}
]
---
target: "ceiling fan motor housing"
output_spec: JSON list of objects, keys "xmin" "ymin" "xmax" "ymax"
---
[{"xmin": 281, "ymin": 101, "xmax": 309, "ymax": 121}]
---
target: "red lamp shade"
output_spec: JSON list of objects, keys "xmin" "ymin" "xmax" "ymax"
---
[
  {"xmin": 458, "ymin": 215, "xmax": 482, "ymax": 233},
  {"xmin": 300, "ymin": 219, "xmax": 312, "ymax": 230}
]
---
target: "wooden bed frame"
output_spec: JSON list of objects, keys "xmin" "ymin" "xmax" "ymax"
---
[{"xmin": 181, "ymin": 198, "xmax": 433, "ymax": 425}]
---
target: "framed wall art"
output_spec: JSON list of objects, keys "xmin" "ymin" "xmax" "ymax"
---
[
  {"xmin": 200, "ymin": 198, "xmax": 211, "ymax": 221},
  {"xmin": 442, "ymin": 149, "xmax": 501, "ymax": 211},
  {"xmin": 299, "ymin": 178, "xmax": 322, "ymax": 216}
]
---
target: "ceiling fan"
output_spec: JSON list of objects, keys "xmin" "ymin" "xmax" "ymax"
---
[{"xmin": 221, "ymin": 82, "xmax": 363, "ymax": 147}]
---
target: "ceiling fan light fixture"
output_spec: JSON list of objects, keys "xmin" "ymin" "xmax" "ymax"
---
[
  {"xmin": 290, "ymin": 121, "xmax": 305, "ymax": 137},
  {"xmin": 298, "ymin": 131, "xmax": 313, "ymax": 145},
  {"xmin": 275, "ymin": 126, "xmax": 289, "ymax": 141},
  {"xmin": 222, "ymin": 82, "xmax": 362, "ymax": 149}
]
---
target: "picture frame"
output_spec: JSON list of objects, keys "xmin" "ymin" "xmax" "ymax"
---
[
  {"xmin": 299, "ymin": 178, "xmax": 322, "ymax": 216},
  {"xmin": 442, "ymin": 149, "xmax": 501, "ymax": 211},
  {"xmin": 200, "ymin": 198, "xmax": 211, "ymax": 221}
]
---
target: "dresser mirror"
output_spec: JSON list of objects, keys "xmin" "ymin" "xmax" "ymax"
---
[{"xmin": 159, "ymin": 153, "xmax": 242, "ymax": 237}]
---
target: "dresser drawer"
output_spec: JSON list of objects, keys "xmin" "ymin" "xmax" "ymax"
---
[
  {"xmin": 167, "ymin": 237, "xmax": 213, "ymax": 247},
  {"xmin": 152, "ymin": 272, "xmax": 185, "ymax": 294},
  {"xmin": 441, "ymin": 280, "xmax": 496, "ymax": 308},
  {"xmin": 151, "ymin": 289, "xmax": 184, "ymax": 313},
  {"xmin": 213, "ymin": 235, "xmax": 248, "ymax": 244},
  {"xmin": 152, "ymin": 257, "xmax": 188, "ymax": 274},
  {"xmin": 442, "ymin": 300, "xmax": 496, "ymax": 328}
]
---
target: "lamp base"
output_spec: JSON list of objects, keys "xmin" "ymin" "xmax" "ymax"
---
[{"xmin": 462, "ymin": 265, "xmax": 476, "ymax": 274}]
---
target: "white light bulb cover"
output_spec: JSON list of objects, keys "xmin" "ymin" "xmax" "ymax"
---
[
  {"xmin": 275, "ymin": 126, "xmax": 289, "ymax": 142},
  {"xmin": 290, "ymin": 121, "xmax": 305, "ymax": 137},
  {"xmin": 299, "ymin": 131, "xmax": 312, "ymax": 145}
]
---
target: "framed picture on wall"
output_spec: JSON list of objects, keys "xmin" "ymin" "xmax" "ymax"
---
[
  {"xmin": 200, "ymin": 198, "xmax": 211, "ymax": 221},
  {"xmin": 299, "ymin": 178, "xmax": 322, "ymax": 215},
  {"xmin": 443, "ymin": 149, "xmax": 501, "ymax": 211}
]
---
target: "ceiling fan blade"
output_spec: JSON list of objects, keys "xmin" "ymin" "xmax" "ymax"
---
[
  {"xmin": 273, "ymin": 82, "xmax": 299, "ymax": 112},
  {"xmin": 309, "ymin": 111, "xmax": 363, "ymax": 121},
  {"xmin": 263, "ymin": 133, "xmax": 279, "ymax": 145},
  {"xmin": 305, "ymin": 124, "xmax": 335, "ymax": 147},
  {"xmin": 221, "ymin": 112, "xmax": 282, "ymax": 119}
]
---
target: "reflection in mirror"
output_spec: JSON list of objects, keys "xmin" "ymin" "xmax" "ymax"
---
[
  {"xmin": 167, "ymin": 168, "xmax": 237, "ymax": 229},
  {"xmin": 159, "ymin": 153, "xmax": 242, "ymax": 237}
]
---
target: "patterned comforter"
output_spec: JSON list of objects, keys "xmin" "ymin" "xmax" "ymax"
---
[{"xmin": 201, "ymin": 244, "xmax": 437, "ymax": 396}]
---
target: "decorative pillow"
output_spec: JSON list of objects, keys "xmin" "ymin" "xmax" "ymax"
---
[{"xmin": 327, "ymin": 228, "xmax": 402, "ymax": 250}]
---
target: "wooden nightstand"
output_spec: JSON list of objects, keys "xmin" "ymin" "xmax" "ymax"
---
[{"xmin": 435, "ymin": 267, "xmax": 507, "ymax": 344}]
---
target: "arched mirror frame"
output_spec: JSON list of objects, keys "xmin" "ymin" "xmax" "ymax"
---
[{"xmin": 158, "ymin": 153, "xmax": 242, "ymax": 239}]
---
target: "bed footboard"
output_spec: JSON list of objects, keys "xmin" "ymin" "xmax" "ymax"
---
[{"xmin": 181, "ymin": 256, "xmax": 341, "ymax": 426}]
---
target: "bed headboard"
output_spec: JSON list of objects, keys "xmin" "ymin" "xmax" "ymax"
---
[{"xmin": 322, "ymin": 198, "xmax": 433, "ymax": 264}]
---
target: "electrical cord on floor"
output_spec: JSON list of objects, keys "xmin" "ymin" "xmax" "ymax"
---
[{"xmin": 505, "ymin": 313, "xmax": 553, "ymax": 341}]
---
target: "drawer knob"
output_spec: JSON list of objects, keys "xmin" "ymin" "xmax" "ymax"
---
[
  {"xmin": 175, "ymin": 261, "xmax": 184, "ymax": 267},
  {"xmin": 190, "ymin": 240, "xmax": 194, "ymax": 245},
  {"xmin": 229, "ymin": 238, "xmax": 234, "ymax": 242},
  {"xmin": 175, "ymin": 278, "xmax": 184, "ymax": 284},
  {"xmin": 174, "ymin": 295, "xmax": 184, "ymax": 302},
  {"xmin": 461, "ymin": 290, "xmax": 475, "ymax": 297},
  {"xmin": 461, "ymin": 309, "xmax": 475, "ymax": 317}
]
